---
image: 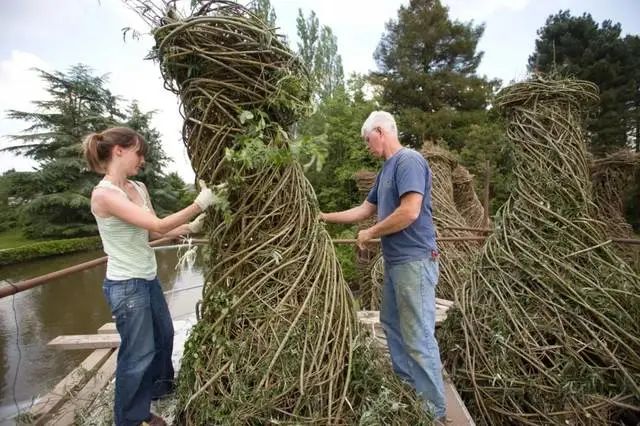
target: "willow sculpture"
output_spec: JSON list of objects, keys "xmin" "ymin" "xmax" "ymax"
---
[
  {"xmin": 420, "ymin": 141, "xmax": 479, "ymax": 300},
  {"xmin": 439, "ymin": 76, "xmax": 640, "ymax": 424},
  {"xmin": 452, "ymin": 165, "xmax": 490, "ymax": 230},
  {"xmin": 353, "ymin": 170, "xmax": 381, "ymax": 310},
  {"xmin": 131, "ymin": 1, "xmax": 426, "ymax": 424},
  {"xmin": 590, "ymin": 150, "xmax": 640, "ymax": 267}
]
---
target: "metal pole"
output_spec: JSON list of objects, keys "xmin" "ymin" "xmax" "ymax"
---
[
  {"xmin": 483, "ymin": 159, "xmax": 491, "ymax": 225},
  {"xmin": 441, "ymin": 225, "xmax": 493, "ymax": 233},
  {"xmin": 0, "ymin": 237, "xmax": 175, "ymax": 299}
]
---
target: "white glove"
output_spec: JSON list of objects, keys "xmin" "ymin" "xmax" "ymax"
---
[
  {"xmin": 187, "ymin": 213, "xmax": 207, "ymax": 234},
  {"xmin": 194, "ymin": 179, "xmax": 214, "ymax": 210}
]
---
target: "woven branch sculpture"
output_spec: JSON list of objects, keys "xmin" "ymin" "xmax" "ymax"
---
[
  {"xmin": 353, "ymin": 170, "xmax": 381, "ymax": 310},
  {"xmin": 132, "ymin": 1, "xmax": 427, "ymax": 424},
  {"xmin": 420, "ymin": 141, "xmax": 480, "ymax": 301},
  {"xmin": 452, "ymin": 165, "xmax": 490, "ymax": 230},
  {"xmin": 439, "ymin": 76, "xmax": 640, "ymax": 425},
  {"xmin": 590, "ymin": 150, "xmax": 640, "ymax": 267}
]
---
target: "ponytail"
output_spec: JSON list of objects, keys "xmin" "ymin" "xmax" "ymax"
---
[{"xmin": 82, "ymin": 127, "xmax": 146, "ymax": 174}]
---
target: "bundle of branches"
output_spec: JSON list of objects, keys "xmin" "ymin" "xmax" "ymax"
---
[
  {"xmin": 590, "ymin": 150, "xmax": 640, "ymax": 266},
  {"xmin": 420, "ymin": 141, "xmax": 480, "ymax": 300},
  {"xmin": 353, "ymin": 170, "xmax": 381, "ymax": 310},
  {"xmin": 452, "ymin": 165, "xmax": 491, "ymax": 229},
  {"xmin": 439, "ymin": 76, "xmax": 640, "ymax": 425},
  {"xmin": 131, "ymin": 1, "xmax": 427, "ymax": 424}
]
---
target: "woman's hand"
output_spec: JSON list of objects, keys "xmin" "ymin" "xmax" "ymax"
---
[
  {"xmin": 187, "ymin": 213, "xmax": 207, "ymax": 234},
  {"xmin": 194, "ymin": 180, "xmax": 214, "ymax": 211}
]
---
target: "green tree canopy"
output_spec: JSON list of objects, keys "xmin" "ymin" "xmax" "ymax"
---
[
  {"xmin": 528, "ymin": 10, "xmax": 638, "ymax": 154},
  {"xmin": 250, "ymin": 0, "xmax": 277, "ymax": 27},
  {"xmin": 2, "ymin": 65, "xmax": 187, "ymax": 238},
  {"xmin": 296, "ymin": 9, "xmax": 344, "ymax": 101},
  {"xmin": 373, "ymin": 0, "xmax": 499, "ymax": 149},
  {"xmin": 299, "ymin": 76, "xmax": 379, "ymax": 212}
]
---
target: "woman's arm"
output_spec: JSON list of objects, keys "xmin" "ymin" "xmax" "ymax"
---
[
  {"xmin": 93, "ymin": 187, "xmax": 202, "ymax": 235},
  {"xmin": 136, "ymin": 181, "xmax": 194, "ymax": 240}
]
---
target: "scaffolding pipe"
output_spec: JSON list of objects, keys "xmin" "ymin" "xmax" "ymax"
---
[{"xmin": 0, "ymin": 237, "xmax": 175, "ymax": 299}]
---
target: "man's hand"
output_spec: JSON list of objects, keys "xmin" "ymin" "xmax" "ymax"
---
[{"xmin": 357, "ymin": 228, "xmax": 374, "ymax": 250}]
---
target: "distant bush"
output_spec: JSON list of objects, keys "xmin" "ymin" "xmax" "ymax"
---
[{"xmin": 0, "ymin": 236, "xmax": 102, "ymax": 265}]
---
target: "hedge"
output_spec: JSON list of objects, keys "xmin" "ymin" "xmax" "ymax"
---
[{"xmin": 0, "ymin": 236, "xmax": 103, "ymax": 266}]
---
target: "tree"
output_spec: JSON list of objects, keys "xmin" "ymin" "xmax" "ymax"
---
[
  {"xmin": 296, "ymin": 9, "xmax": 344, "ymax": 101},
  {"xmin": 2, "ymin": 65, "xmax": 184, "ymax": 238},
  {"xmin": 3, "ymin": 65, "xmax": 122, "ymax": 238},
  {"xmin": 251, "ymin": 0, "xmax": 277, "ymax": 27},
  {"xmin": 299, "ymin": 76, "xmax": 378, "ymax": 213},
  {"xmin": 528, "ymin": 10, "xmax": 637, "ymax": 154},
  {"xmin": 624, "ymin": 34, "xmax": 640, "ymax": 153},
  {"xmin": 373, "ymin": 0, "xmax": 499, "ymax": 150}
]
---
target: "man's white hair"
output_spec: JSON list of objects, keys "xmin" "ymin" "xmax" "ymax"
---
[{"xmin": 361, "ymin": 111, "xmax": 398, "ymax": 138}]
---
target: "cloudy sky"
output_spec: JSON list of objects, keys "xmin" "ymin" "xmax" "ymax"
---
[{"xmin": 1, "ymin": 0, "xmax": 639, "ymax": 182}]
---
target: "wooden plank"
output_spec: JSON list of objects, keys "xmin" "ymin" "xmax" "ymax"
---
[
  {"xmin": 357, "ymin": 306, "xmax": 449, "ymax": 328},
  {"xmin": 435, "ymin": 297, "xmax": 455, "ymax": 308},
  {"xmin": 48, "ymin": 334, "xmax": 120, "ymax": 350},
  {"xmin": 97, "ymin": 322, "xmax": 116, "ymax": 334},
  {"xmin": 49, "ymin": 349, "xmax": 119, "ymax": 425},
  {"xmin": 443, "ymin": 369, "xmax": 476, "ymax": 425},
  {"xmin": 29, "ymin": 348, "xmax": 114, "ymax": 425}
]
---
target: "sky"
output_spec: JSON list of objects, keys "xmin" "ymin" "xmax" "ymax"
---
[{"xmin": 1, "ymin": 0, "xmax": 639, "ymax": 183}]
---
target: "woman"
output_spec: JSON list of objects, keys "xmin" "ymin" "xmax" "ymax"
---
[{"xmin": 83, "ymin": 127, "xmax": 213, "ymax": 426}]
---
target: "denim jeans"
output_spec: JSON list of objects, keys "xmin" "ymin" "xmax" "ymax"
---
[
  {"xmin": 103, "ymin": 277, "xmax": 175, "ymax": 426},
  {"xmin": 380, "ymin": 258, "xmax": 446, "ymax": 418}
]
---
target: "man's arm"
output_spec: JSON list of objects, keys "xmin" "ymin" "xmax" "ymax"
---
[
  {"xmin": 357, "ymin": 192, "xmax": 422, "ymax": 249},
  {"xmin": 320, "ymin": 200, "xmax": 377, "ymax": 224}
]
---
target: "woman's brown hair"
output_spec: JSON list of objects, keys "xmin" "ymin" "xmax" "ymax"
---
[{"xmin": 82, "ymin": 127, "xmax": 147, "ymax": 173}]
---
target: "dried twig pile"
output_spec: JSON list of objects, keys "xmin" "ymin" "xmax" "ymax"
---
[
  {"xmin": 130, "ymin": 1, "xmax": 427, "ymax": 424},
  {"xmin": 439, "ymin": 76, "xmax": 640, "ymax": 424}
]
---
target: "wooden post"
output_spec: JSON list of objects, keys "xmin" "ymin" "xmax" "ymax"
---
[{"xmin": 483, "ymin": 159, "xmax": 491, "ymax": 224}]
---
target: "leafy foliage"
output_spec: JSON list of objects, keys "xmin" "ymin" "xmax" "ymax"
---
[
  {"xmin": 250, "ymin": 0, "xmax": 277, "ymax": 27},
  {"xmin": 1, "ymin": 65, "xmax": 190, "ymax": 239},
  {"xmin": 300, "ymin": 77, "xmax": 380, "ymax": 213},
  {"xmin": 529, "ymin": 10, "xmax": 640, "ymax": 155},
  {"xmin": 0, "ymin": 236, "xmax": 102, "ymax": 266},
  {"xmin": 296, "ymin": 9, "xmax": 345, "ymax": 101},
  {"xmin": 373, "ymin": 0, "xmax": 499, "ymax": 150}
]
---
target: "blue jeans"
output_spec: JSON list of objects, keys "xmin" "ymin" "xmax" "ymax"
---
[
  {"xmin": 380, "ymin": 258, "xmax": 446, "ymax": 418},
  {"xmin": 103, "ymin": 277, "xmax": 175, "ymax": 426}
]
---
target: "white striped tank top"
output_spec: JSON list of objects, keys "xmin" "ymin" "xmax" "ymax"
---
[{"xmin": 93, "ymin": 179, "xmax": 157, "ymax": 281}]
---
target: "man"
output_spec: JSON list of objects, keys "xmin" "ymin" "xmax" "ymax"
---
[{"xmin": 320, "ymin": 111, "xmax": 446, "ymax": 421}]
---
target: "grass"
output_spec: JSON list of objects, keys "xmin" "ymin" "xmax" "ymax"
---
[{"xmin": 0, "ymin": 229, "xmax": 47, "ymax": 250}]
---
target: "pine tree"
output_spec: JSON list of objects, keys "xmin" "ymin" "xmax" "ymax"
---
[
  {"xmin": 529, "ymin": 10, "xmax": 636, "ymax": 154},
  {"xmin": 2, "ymin": 65, "xmax": 180, "ymax": 238},
  {"xmin": 373, "ymin": 0, "xmax": 498, "ymax": 149}
]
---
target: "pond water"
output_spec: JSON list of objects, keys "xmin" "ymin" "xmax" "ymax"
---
[{"xmin": 0, "ymin": 246, "xmax": 205, "ymax": 422}]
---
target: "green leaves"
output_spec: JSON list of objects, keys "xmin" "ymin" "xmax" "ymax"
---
[
  {"xmin": 372, "ymin": 0, "xmax": 499, "ymax": 147},
  {"xmin": 529, "ymin": 10, "xmax": 639, "ymax": 155},
  {"xmin": 2, "ymin": 66, "xmax": 190, "ymax": 238},
  {"xmin": 296, "ymin": 9, "xmax": 344, "ymax": 102}
]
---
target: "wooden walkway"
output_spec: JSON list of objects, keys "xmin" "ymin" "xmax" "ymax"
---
[
  {"xmin": 357, "ymin": 299, "xmax": 476, "ymax": 426},
  {"xmin": 32, "ymin": 299, "xmax": 473, "ymax": 425}
]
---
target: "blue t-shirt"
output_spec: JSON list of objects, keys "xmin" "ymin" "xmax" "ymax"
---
[{"xmin": 366, "ymin": 148, "xmax": 437, "ymax": 265}]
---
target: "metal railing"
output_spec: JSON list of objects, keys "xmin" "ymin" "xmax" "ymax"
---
[{"xmin": 2, "ymin": 230, "xmax": 638, "ymax": 299}]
